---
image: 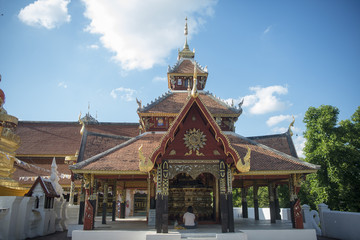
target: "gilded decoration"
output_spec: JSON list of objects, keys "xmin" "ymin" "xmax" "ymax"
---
[
  {"xmin": 138, "ymin": 145, "xmax": 155, "ymax": 172},
  {"xmin": 235, "ymin": 146, "xmax": 251, "ymax": 173},
  {"xmin": 219, "ymin": 160, "xmax": 226, "ymax": 195},
  {"xmin": 183, "ymin": 128, "xmax": 207, "ymax": 156},
  {"xmin": 162, "ymin": 160, "xmax": 169, "ymax": 197},
  {"xmin": 227, "ymin": 164, "xmax": 233, "ymax": 194},
  {"xmin": 156, "ymin": 163, "xmax": 162, "ymax": 197},
  {"xmin": 168, "ymin": 162, "xmax": 219, "ymax": 179}
]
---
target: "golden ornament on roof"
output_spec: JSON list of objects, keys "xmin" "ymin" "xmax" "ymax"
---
[{"xmin": 183, "ymin": 128, "xmax": 207, "ymax": 156}]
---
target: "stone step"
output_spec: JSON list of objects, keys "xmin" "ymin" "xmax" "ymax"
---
[{"xmin": 181, "ymin": 233, "xmax": 217, "ymax": 239}]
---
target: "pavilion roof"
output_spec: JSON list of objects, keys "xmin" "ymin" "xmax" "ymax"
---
[
  {"xmin": 25, "ymin": 176, "xmax": 59, "ymax": 198},
  {"xmin": 15, "ymin": 121, "xmax": 139, "ymax": 156},
  {"xmin": 138, "ymin": 91, "xmax": 241, "ymax": 116},
  {"xmin": 225, "ymin": 132, "xmax": 318, "ymax": 173},
  {"xmin": 71, "ymin": 132, "xmax": 163, "ymax": 172},
  {"xmin": 168, "ymin": 59, "xmax": 207, "ymax": 74},
  {"xmin": 71, "ymin": 130, "xmax": 318, "ymax": 174}
]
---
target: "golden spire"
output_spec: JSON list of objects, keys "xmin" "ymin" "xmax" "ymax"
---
[
  {"xmin": 184, "ymin": 17, "xmax": 189, "ymax": 49},
  {"xmin": 178, "ymin": 17, "xmax": 194, "ymax": 59},
  {"xmin": 191, "ymin": 61, "xmax": 198, "ymax": 98}
]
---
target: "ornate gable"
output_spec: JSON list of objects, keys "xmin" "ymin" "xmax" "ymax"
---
[{"xmin": 149, "ymin": 96, "xmax": 249, "ymax": 171}]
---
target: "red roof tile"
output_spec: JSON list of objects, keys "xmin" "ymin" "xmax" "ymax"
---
[
  {"xmin": 172, "ymin": 59, "xmax": 206, "ymax": 74},
  {"xmin": 73, "ymin": 132, "xmax": 163, "ymax": 172},
  {"xmin": 227, "ymin": 134, "xmax": 316, "ymax": 172},
  {"xmin": 15, "ymin": 122, "xmax": 139, "ymax": 156},
  {"xmin": 83, "ymin": 134, "xmax": 130, "ymax": 160},
  {"xmin": 25, "ymin": 176, "xmax": 60, "ymax": 198},
  {"xmin": 140, "ymin": 92, "xmax": 240, "ymax": 115}
]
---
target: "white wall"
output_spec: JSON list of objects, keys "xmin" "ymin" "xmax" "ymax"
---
[
  {"xmin": 319, "ymin": 204, "xmax": 360, "ymax": 240},
  {"xmin": 233, "ymin": 207, "xmax": 290, "ymax": 221},
  {"xmin": 0, "ymin": 196, "xmax": 68, "ymax": 240}
]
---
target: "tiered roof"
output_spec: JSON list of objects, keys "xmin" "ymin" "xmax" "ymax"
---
[{"xmin": 138, "ymin": 91, "xmax": 241, "ymax": 117}]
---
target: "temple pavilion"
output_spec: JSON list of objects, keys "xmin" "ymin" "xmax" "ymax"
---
[
  {"xmin": 67, "ymin": 20, "xmax": 319, "ymax": 233},
  {"xmin": 8, "ymin": 19, "xmax": 320, "ymax": 234}
]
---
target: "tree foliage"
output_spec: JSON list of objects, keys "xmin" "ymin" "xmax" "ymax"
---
[{"xmin": 300, "ymin": 105, "xmax": 360, "ymax": 211}]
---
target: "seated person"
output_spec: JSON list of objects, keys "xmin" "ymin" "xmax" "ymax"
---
[{"xmin": 182, "ymin": 206, "xmax": 197, "ymax": 229}]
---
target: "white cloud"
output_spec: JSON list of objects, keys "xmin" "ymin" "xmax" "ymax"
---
[
  {"xmin": 227, "ymin": 85, "xmax": 290, "ymax": 115},
  {"xmin": 58, "ymin": 82, "xmax": 68, "ymax": 88},
  {"xmin": 270, "ymin": 127, "xmax": 288, "ymax": 134},
  {"xmin": 18, "ymin": 0, "xmax": 71, "ymax": 29},
  {"xmin": 293, "ymin": 135, "xmax": 306, "ymax": 158},
  {"xmin": 245, "ymin": 85, "xmax": 290, "ymax": 114},
  {"xmin": 110, "ymin": 87, "xmax": 136, "ymax": 102},
  {"xmin": 81, "ymin": 0, "xmax": 217, "ymax": 70},
  {"xmin": 88, "ymin": 44, "xmax": 99, "ymax": 49},
  {"xmin": 266, "ymin": 114, "xmax": 293, "ymax": 127},
  {"xmin": 263, "ymin": 25, "xmax": 272, "ymax": 35},
  {"xmin": 152, "ymin": 76, "xmax": 167, "ymax": 83}
]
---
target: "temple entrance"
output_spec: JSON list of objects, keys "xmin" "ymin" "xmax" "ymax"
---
[{"xmin": 168, "ymin": 173, "xmax": 216, "ymax": 223}]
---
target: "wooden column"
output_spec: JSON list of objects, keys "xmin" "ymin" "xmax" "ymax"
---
[
  {"xmin": 226, "ymin": 164, "xmax": 234, "ymax": 232},
  {"xmin": 155, "ymin": 162, "xmax": 163, "ymax": 233},
  {"xmin": 112, "ymin": 181, "xmax": 117, "ymax": 221},
  {"xmin": 78, "ymin": 179, "xmax": 85, "ymax": 224},
  {"xmin": 253, "ymin": 184, "xmax": 259, "ymax": 220},
  {"xmin": 215, "ymin": 177, "xmax": 220, "ymax": 222},
  {"xmin": 83, "ymin": 174, "xmax": 94, "ymax": 230},
  {"xmin": 219, "ymin": 160, "xmax": 228, "ymax": 233},
  {"xmin": 102, "ymin": 181, "xmax": 108, "ymax": 224},
  {"xmin": 289, "ymin": 174, "xmax": 304, "ymax": 229},
  {"xmin": 89, "ymin": 174, "xmax": 98, "ymax": 229},
  {"xmin": 120, "ymin": 188, "xmax": 126, "ymax": 219},
  {"xmin": 274, "ymin": 185, "xmax": 281, "ymax": 220},
  {"xmin": 147, "ymin": 175, "xmax": 151, "ymax": 221},
  {"xmin": 268, "ymin": 183, "xmax": 276, "ymax": 223},
  {"xmin": 155, "ymin": 160, "xmax": 169, "ymax": 233},
  {"xmin": 69, "ymin": 172, "xmax": 75, "ymax": 205},
  {"xmin": 241, "ymin": 187, "xmax": 248, "ymax": 218}
]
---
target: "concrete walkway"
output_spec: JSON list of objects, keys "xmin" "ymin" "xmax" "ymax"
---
[{"xmin": 27, "ymin": 217, "xmax": 339, "ymax": 239}]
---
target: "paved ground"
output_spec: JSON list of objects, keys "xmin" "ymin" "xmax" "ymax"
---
[
  {"xmin": 26, "ymin": 217, "xmax": 341, "ymax": 239},
  {"xmin": 26, "ymin": 231, "xmax": 70, "ymax": 240}
]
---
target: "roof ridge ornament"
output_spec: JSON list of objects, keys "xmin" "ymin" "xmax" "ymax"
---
[
  {"xmin": 191, "ymin": 60, "xmax": 199, "ymax": 98},
  {"xmin": 288, "ymin": 115, "xmax": 295, "ymax": 136}
]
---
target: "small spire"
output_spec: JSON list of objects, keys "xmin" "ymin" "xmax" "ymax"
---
[
  {"xmin": 191, "ymin": 61, "xmax": 198, "ymax": 98},
  {"xmin": 178, "ymin": 17, "xmax": 194, "ymax": 59},
  {"xmin": 184, "ymin": 17, "xmax": 189, "ymax": 50}
]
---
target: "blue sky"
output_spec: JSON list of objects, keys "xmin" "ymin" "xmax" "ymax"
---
[{"xmin": 1, "ymin": 0, "xmax": 359, "ymax": 157}]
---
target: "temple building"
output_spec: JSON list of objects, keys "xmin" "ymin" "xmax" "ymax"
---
[{"xmin": 10, "ymin": 19, "xmax": 319, "ymax": 233}]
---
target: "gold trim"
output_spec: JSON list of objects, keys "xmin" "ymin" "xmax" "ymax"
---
[
  {"xmin": 138, "ymin": 113, "xmax": 240, "ymax": 118},
  {"xmin": 71, "ymin": 169, "xmax": 148, "ymax": 175},
  {"xmin": 169, "ymin": 160, "xmax": 219, "ymax": 164},
  {"xmin": 16, "ymin": 154, "xmax": 68, "ymax": 157},
  {"xmin": 167, "ymin": 73, "xmax": 208, "ymax": 77},
  {"xmin": 235, "ymin": 170, "xmax": 317, "ymax": 176},
  {"xmin": 138, "ymin": 113, "xmax": 178, "ymax": 117}
]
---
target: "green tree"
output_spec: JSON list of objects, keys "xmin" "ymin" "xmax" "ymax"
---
[{"xmin": 300, "ymin": 105, "xmax": 360, "ymax": 211}]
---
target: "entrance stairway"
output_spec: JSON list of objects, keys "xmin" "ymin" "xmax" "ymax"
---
[{"xmin": 180, "ymin": 232, "xmax": 217, "ymax": 239}]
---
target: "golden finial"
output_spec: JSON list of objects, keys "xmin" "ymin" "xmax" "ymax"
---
[
  {"xmin": 236, "ymin": 146, "xmax": 251, "ymax": 172},
  {"xmin": 78, "ymin": 112, "xmax": 85, "ymax": 135},
  {"xmin": 191, "ymin": 61, "xmax": 198, "ymax": 98},
  {"xmin": 288, "ymin": 115, "xmax": 295, "ymax": 136},
  {"xmin": 138, "ymin": 145, "xmax": 155, "ymax": 172}
]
